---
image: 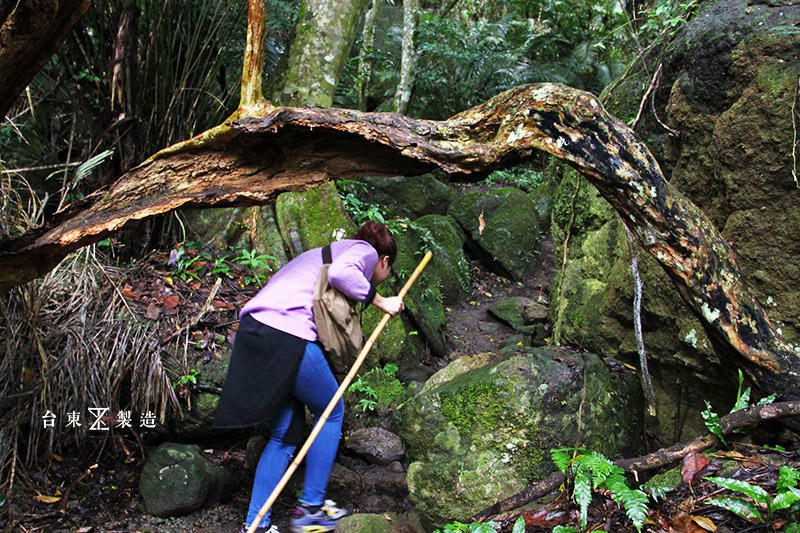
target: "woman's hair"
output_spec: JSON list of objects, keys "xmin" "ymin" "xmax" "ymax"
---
[{"xmin": 352, "ymin": 221, "xmax": 397, "ymax": 264}]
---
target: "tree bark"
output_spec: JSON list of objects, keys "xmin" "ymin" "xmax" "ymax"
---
[
  {"xmin": 355, "ymin": 0, "xmax": 381, "ymax": 111},
  {"xmin": 240, "ymin": 0, "xmax": 268, "ymax": 111},
  {"xmin": 0, "ymin": 0, "xmax": 92, "ymax": 119},
  {"xmin": 110, "ymin": 3, "xmax": 139, "ymax": 173},
  {"xmin": 393, "ymin": 0, "xmax": 418, "ymax": 114},
  {"xmin": 1, "ymin": 83, "xmax": 798, "ymax": 399},
  {"xmin": 264, "ymin": 0, "xmax": 369, "ymax": 107},
  {"xmin": 472, "ymin": 400, "xmax": 800, "ymax": 521}
]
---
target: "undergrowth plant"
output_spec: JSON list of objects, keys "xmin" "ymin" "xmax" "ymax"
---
[
  {"xmin": 552, "ymin": 448, "xmax": 649, "ymax": 531},
  {"xmin": 433, "ymin": 516, "xmax": 524, "ymax": 533},
  {"xmin": 701, "ymin": 369, "xmax": 776, "ymax": 444},
  {"xmin": 707, "ymin": 465, "xmax": 800, "ymax": 528}
]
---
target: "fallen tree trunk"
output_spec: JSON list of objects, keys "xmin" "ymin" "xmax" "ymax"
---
[
  {"xmin": 1, "ymin": 83, "xmax": 797, "ymax": 399},
  {"xmin": 472, "ymin": 400, "xmax": 800, "ymax": 521}
]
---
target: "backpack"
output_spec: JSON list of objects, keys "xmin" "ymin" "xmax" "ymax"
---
[{"xmin": 312, "ymin": 244, "xmax": 363, "ymax": 378}]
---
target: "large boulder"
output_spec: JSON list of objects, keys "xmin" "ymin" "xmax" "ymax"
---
[
  {"xmin": 139, "ymin": 443, "xmax": 236, "ymax": 517},
  {"xmin": 412, "ymin": 214, "xmax": 471, "ymax": 305},
  {"xmin": 395, "ymin": 347, "xmax": 644, "ymax": 527},
  {"xmin": 350, "ymin": 174, "xmax": 454, "ymax": 219},
  {"xmin": 448, "ymin": 187, "xmax": 541, "ymax": 281},
  {"xmin": 390, "ymin": 224, "xmax": 449, "ymax": 358},
  {"xmin": 275, "ymin": 181, "xmax": 357, "ymax": 256},
  {"xmin": 550, "ymin": 0, "xmax": 800, "ymax": 444}
]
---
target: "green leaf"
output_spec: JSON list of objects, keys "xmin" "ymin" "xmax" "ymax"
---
[
  {"xmin": 778, "ymin": 466, "xmax": 800, "ymax": 491},
  {"xmin": 709, "ymin": 496, "xmax": 763, "ymax": 522},
  {"xmin": 707, "ymin": 476, "xmax": 770, "ymax": 505},
  {"xmin": 575, "ymin": 468, "xmax": 592, "ymax": 530},
  {"xmin": 701, "ymin": 401, "xmax": 726, "ymax": 444},
  {"xmin": 772, "ymin": 490, "xmax": 800, "ymax": 513},
  {"xmin": 552, "ymin": 526, "xmax": 580, "ymax": 533},
  {"xmin": 756, "ymin": 393, "xmax": 777, "ymax": 406},
  {"xmin": 785, "ymin": 523, "xmax": 800, "ymax": 533},
  {"xmin": 74, "ymin": 149, "xmax": 115, "ymax": 183},
  {"xmin": 584, "ymin": 451, "xmax": 615, "ymax": 487},
  {"xmin": 551, "ymin": 449, "xmax": 573, "ymax": 474},
  {"xmin": 511, "ymin": 516, "xmax": 525, "ymax": 533},
  {"xmin": 619, "ymin": 487, "xmax": 649, "ymax": 530}
]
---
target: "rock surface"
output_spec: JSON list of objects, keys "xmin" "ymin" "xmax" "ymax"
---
[
  {"xmin": 395, "ymin": 347, "xmax": 644, "ymax": 527},
  {"xmin": 139, "ymin": 443, "xmax": 236, "ymax": 517}
]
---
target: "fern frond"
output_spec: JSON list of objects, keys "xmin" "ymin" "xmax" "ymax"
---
[
  {"xmin": 778, "ymin": 466, "xmax": 800, "ymax": 492},
  {"xmin": 617, "ymin": 487, "xmax": 649, "ymax": 530},
  {"xmin": 551, "ymin": 449, "xmax": 573, "ymax": 474},
  {"xmin": 574, "ymin": 469, "xmax": 592, "ymax": 530},
  {"xmin": 584, "ymin": 451, "xmax": 615, "ymax": 487}
]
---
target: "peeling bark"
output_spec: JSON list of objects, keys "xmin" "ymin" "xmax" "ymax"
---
[
  {"xmin": 1, "ymin": 83, "xmax": 797, "ymax": 399},
  {"xmin": 0, "ymin": 0, "xmax": 91, "ymax": 119}
]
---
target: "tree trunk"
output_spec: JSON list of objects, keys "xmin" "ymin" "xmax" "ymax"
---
[
  {"xmin": 265, "ymin": 0, "xmax": 369, "ymax": 107},
  {"xmin": 0, "ymin": 0, "xmax": 91, "ymax": 119},
  {"xmin": 355, "ymin": 0, "xmax": 381, "ymax": 111},
  {"xmin": 393, "ymin": 0, "xmax": 418, "ymax": 114},
  {"xmin": 0, "ymin": 83, "xmax": 797, "ymax": 399},
  {"xmin": 110, "ymin": 3, "xmax": 139, "ymax": 173}
]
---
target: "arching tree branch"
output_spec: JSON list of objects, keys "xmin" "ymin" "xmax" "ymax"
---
[{"xmin": 1, "ymin": 83, "xmax": 797, "ymax": 399}]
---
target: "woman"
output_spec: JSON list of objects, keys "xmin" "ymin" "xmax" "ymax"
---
[{"xmin": 213, "ymin": 222, "xmax": 404, "ymax": 533}]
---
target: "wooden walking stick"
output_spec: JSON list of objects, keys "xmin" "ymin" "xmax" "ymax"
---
[{"xmin": 247, "ymin": 251, "xmax": 433, "ymax": 533}]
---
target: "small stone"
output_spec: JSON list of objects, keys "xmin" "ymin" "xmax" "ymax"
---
[{"xmin": 344, "ymin": 427, "xmax": 404, "ymax": 465}]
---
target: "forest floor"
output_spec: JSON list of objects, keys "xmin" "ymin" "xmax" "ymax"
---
[{"xmin": 2, "ymin": 237, "xmax": 799, "ymax": 533}]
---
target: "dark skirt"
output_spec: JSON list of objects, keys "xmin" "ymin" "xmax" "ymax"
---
[{"xmin": 212, "ymin": 314, "xmax": 307, "ymax": 442}]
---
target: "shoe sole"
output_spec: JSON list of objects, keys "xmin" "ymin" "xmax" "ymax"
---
[{"xmin": 290, "ymin": 526, "xmax": 333, "ymax": 533}]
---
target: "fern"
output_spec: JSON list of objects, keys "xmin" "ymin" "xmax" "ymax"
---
[
  {"xmin": 779, "ymin": 465, "xmax": 800, "ymax": 492},
  {"xmin": 574, "ymin": 468, "xmax": 593, "ymax": 530},
  {"xmin": 555, "ymin": 447, "xmax": 650, "ymax": 531},
  {"xmin": 583, "ymin": 451, "xmax": 615, "ymax": 487},
  {"xmin": 551, "ymin": 448, "xmax": 575, "ymax": 474}
]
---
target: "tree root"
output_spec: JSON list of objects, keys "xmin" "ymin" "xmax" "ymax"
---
[{"xmin": 472, "ymin": 400, "xmax": 800, "ymax": 522}]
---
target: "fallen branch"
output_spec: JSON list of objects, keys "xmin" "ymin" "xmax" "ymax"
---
[{"xmin": 472, "ymin": 400, "xmax": 800, "ymax": 521}]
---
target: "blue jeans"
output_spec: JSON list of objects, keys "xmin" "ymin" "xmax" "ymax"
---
[{"xmin": 246, "ymin": 341, "xmax": 343, "ymax": 528}]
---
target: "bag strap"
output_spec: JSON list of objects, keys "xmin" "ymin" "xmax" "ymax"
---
[{"xmin": 322, "ymin": 243, "xmax": 332, "ymax": 264}]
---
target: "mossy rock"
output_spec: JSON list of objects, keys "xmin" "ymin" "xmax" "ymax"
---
[
  {"xmin": 410, "ymin": 214, "xmax": 471, "ymax": 304},
  {"xmin": 359, "ymin": 305, "xmax": 429, "ymax": 383},
  {"xmin": 181, "ymin": 206, "xmax": 288, "ymax": 275},
  {"xmin": 351, "ymin": 173, "xmax": 454, "ymax": 219},
  {"xmin": 550, "ymin": 1, "xmax": 800, "ymax": 445},
  {"xmin": 139, "ymin": 443, "xmax": 236, "ymax": 517},
  {"xmin": 395, "ymin": 347, "xmax": 644, "ymax": 527},
  {"xmin": 275, "ymin": 182, "xmax": 356, "ymax": 256},
  {"xmin": 335, "ymin": 512, "xmax": 421, "ymax": 533},
  {"xmin": 448, "ymin": 188, "xmax": 541, "ymax": 281},
  {"xmin": 488, "ymin": 297, "xmax": 548, "ymax": 335},
  {"xmin": 390, "ymin": 225, "xmax": 449, "ymax": 358}
]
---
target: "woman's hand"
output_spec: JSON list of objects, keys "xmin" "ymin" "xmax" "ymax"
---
[{"xmin": 372, "ymin": 293, "xmax": 405, "ymax": 317}]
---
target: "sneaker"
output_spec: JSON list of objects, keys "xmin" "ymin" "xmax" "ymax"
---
[
  {"xmin": 290, "ymin": 499, "xmax": 348, "ymax": 533},
  {"xmin": 239, "ymin": 525, "xmax": 280, "ymax": 533}
]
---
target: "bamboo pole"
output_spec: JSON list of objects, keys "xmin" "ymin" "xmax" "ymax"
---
[{"xmin": 247, "ymin": 251, "xmax": 433, "ymax": 533}]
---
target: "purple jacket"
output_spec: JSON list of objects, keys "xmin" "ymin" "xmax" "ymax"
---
[{"xmin": 241, "ymin": 239, "xmax": 378, "ymax": 341}]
